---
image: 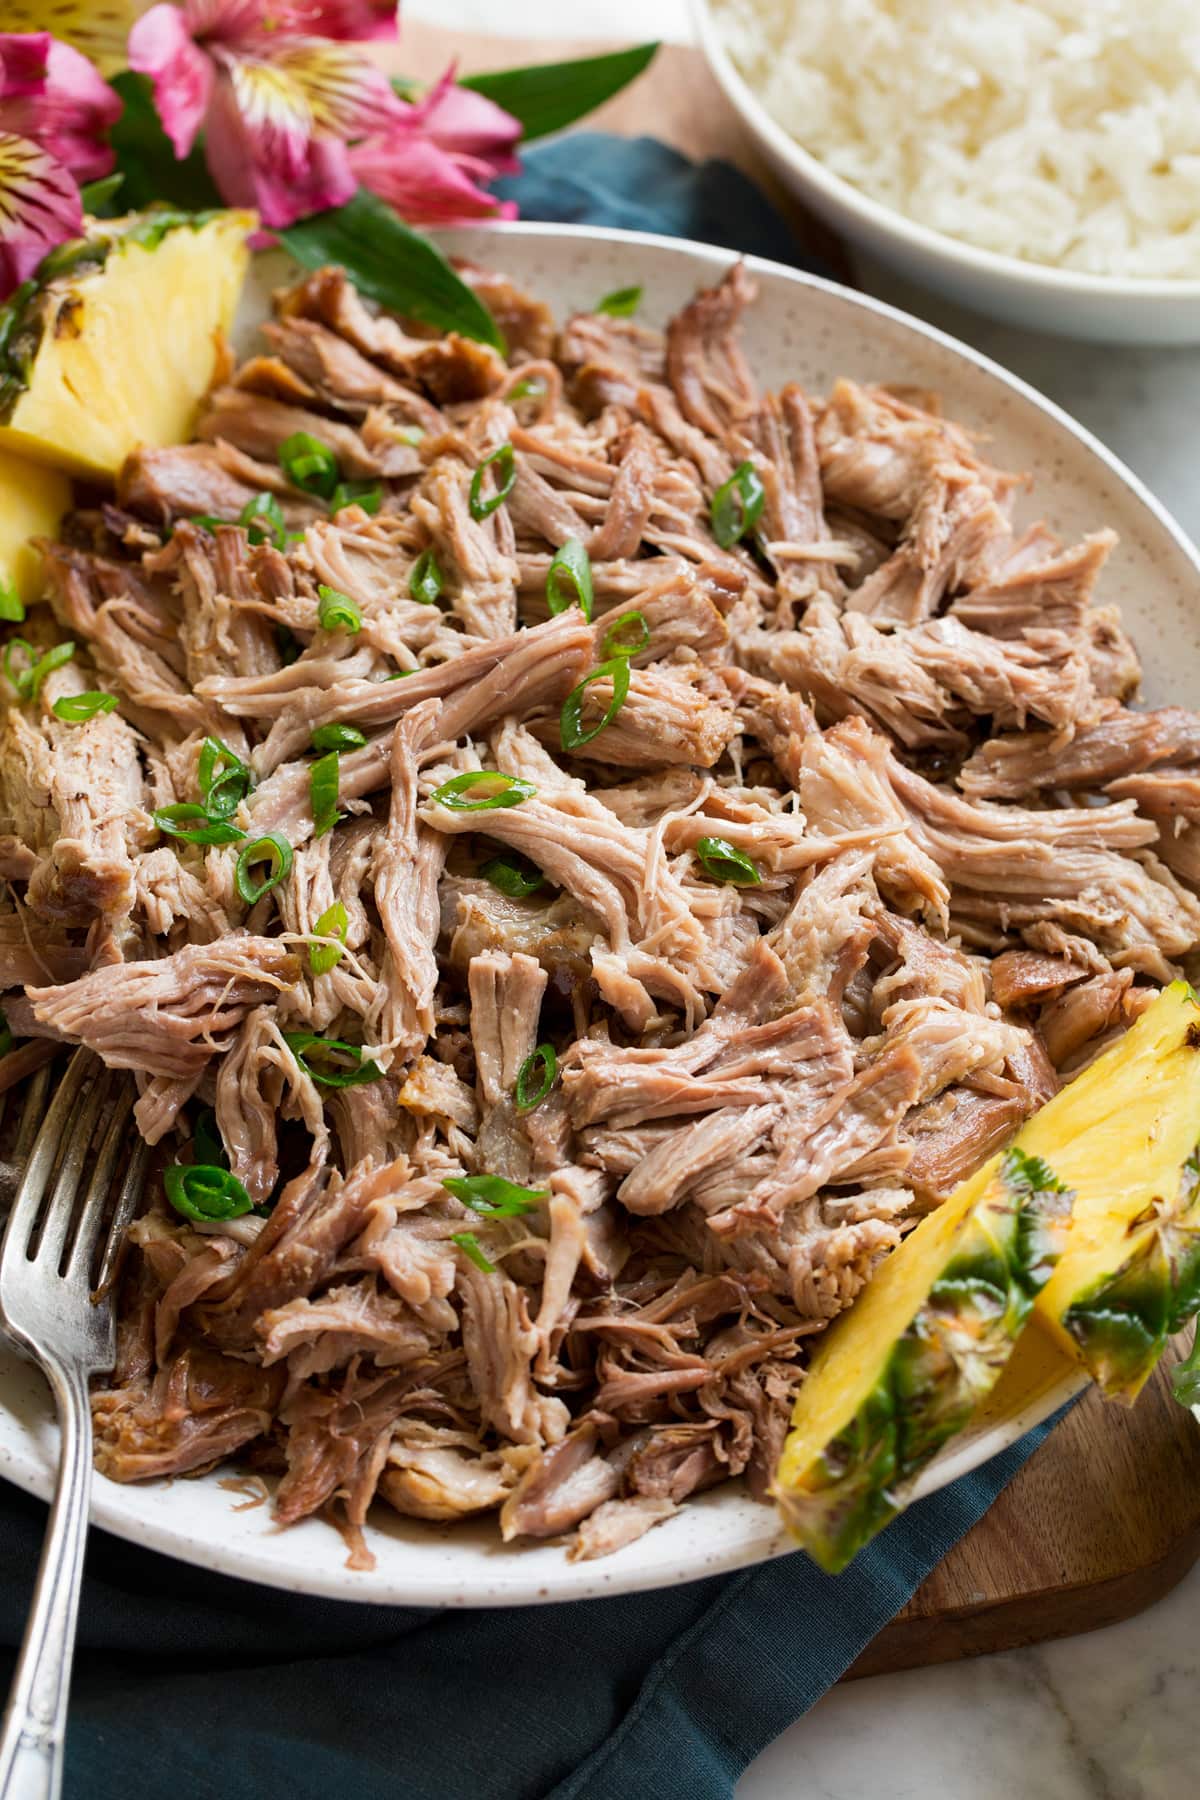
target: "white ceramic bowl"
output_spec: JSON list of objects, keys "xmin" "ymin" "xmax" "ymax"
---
[
  {"xmin": 9, "ymin": 219, "xmax": 1199, "ymax": 1607},
  {"xmin": 692, "ymin": 0, "xmax": 1200, "ymax": 345}
]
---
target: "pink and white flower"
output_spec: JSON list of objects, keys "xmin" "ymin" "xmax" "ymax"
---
[
  {"xmin": 348, "ymin": 65, "xmax": 521, "ymax": 225},
  {"xmin": 128, "ymin": 0, "xmax": 406, "ymax": 229},
  {"xmin": 0, "ymin": 32, "xmax": 121, "ymax": 297}
]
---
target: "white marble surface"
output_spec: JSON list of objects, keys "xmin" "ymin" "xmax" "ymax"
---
[{"xmin": 427, "ymin": 5, "xmax": 1200, "ymax": 1792}]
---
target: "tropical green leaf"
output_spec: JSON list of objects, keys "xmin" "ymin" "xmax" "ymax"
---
[
  {"xmin": 107, "ymin": 72, "xmax": 222, "ymax": 211},
  {"xmin": 280, "ymin": 189, "xmax": 503, "ymax": 349},
  {"xmin": 80, "ymin": 172, "xmax": 125, "ymax": 216},
  {"xmin": 460, "ymin": 43, "xmax": 659, "ymax": 142}
]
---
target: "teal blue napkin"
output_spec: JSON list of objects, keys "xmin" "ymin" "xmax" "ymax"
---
[{"xmin": 0, "ymin": 135, "xmax": 1066, "ymax": 1800}]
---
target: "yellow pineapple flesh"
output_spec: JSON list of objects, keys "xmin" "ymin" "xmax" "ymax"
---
[{"xmin": 0, "ymin": 448, "xmax": 71, "ymax": 603}]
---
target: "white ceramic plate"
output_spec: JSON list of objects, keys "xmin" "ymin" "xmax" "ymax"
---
[{"xmin": 1, "ymin": 219, "xmax": 1192, "ymax": 1607}]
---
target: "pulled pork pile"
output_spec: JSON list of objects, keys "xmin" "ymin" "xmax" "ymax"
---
[{"xmin": 5, "ymin": 258, "xmax": 1196, "ymax": 1564}]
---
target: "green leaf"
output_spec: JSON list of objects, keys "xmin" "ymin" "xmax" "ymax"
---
[
  {"xmin": 107, "ymin": 72, "xmax": 222, "ymax": 212},
  {"xmin": 281, "ymin": 189, "xmax": 502, "ymax": 349},
  {"xmin": 460, "ymin": 43, "xmax": 660, "ymax": 141},
  {"xmin": 80, "ymin": 173, "xmax": 125, "ymax": 216}
]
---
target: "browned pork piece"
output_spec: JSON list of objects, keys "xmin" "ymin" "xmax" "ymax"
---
[{"xmin": 2, "ymin": 253, "xmax": 1192, "ymax": 1568}]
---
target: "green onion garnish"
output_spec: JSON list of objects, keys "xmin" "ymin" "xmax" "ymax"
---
[
  {"xmin": 560, "ymin": 658, "xmax": 630, "ymax": 752},
  {"xmin": 595, "ymin": 285, "xmax": 643, "ymax": 317},
  {"xmin": 278, "ymin": 430, "xmax": 338, "ymax": 500},
  {"xmin": 329, "ymin": 479, "xmax": 382, "ymax": 516},
  {"xmin": 234, "ymin": 832, "xmax": 293, "ymax": 903},
  {"xmin": 443, "ymin": 1174, "xmax": 548, "ymax": 1215},
  {"xmin": 480, "ymin": 852, "xmax": 544, "ymax": 898},
  {"xmin": 602, "ymin": 609, "xmax": 649, "ymax": 659},
  {"xmin": 237, "ymin": 493, "xmax": 287, "ymax": 551},
  {"xmin": 695, "ymin": 835, "xmax": 761, "ymax": 886},
  {"xmin": 309, "ymin": 900, "xmax": 349, "ymax": 976},
  {"xmin": 508, "ymin": 375, "xmax": 544, "ymax": 402},
  {"xmin": 310, "ymin": 751, "xmax": 341, "ymax": 838},
  {"xmin": 283, "ymin": 1031, "xmax": 383, "ymax": 1088},
  {"xmin": 190, "ymin": 514, "xmax": 228, "ymax": 534},
  {"xmin": 468, "ymin": 444, "xmax": 516, "ymax": 521},
  {"xmin": 0, "ymin": 580, "xmax": 24, "ymax": 623},
  {"xmin": 409, "ymin": 547, "xmax": 443, "ymax": 606},
  {"xmin": 514, "ymin": 1045, "xmax": 557, "ymax": 1113},
  {"xmin": 311, "ymin": 723, "xmax": 366, "ymax": 753},
  {"xmin": 429, "ymin": 770, "xmax": 536, "ymax": 812},
  {"xmin": 198, "ymin": 736, "xmax": 252, "ymax": 819},
  {"xmin": 164, "ymin": 1163, "xmax": 252, "ymax": 1224},
  {"xmin": 546, "ymin": 537, "xmax": 594, "ymax": 622},
  {"xmin": 5, "ymin": 639, "xmax": 75, "ymax": 702},
  {"xmin": 317, "ymin": 583, "xmax": 362, "ymax": 634},
  {"xmin": 192, "ymin": 1107, "xmax": 228, "ymax": 1170},
  {"xmin": 451, "ymin": 1230, "xmax": 496, "ymax": 1273},
  {"xmin": 710, "ymin": 460, "xmax": 765, "ymax": 550},
  {"xmin": 52, "ymin": 691, "xmax": 118, "ymax": 722},
  {"xmin": 154, "ymin": 803, "xmax": 245, "ymax": 847}
]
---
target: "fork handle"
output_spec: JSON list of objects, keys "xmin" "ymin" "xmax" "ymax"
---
[{"xmin": 0, "ymin": 1354, "xmax": 93, "ymax": 1800}]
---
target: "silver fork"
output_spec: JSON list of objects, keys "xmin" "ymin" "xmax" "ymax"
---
[{"xmin": 0, "ymin": 1049, "xmax": 149, "ymax": 1800}]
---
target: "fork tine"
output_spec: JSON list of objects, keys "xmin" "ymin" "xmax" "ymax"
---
[
  {"xmin": 36, "ymin": 1067, "xmax": 116, "ymax": 1273},
  {"xmin": 12, "ymin": 1060, "xmax": 54, "ymax": 1164},
  {"xmin": 1, "ymin": 1050, "xmax": 97, "ymax": 1264},
  {"xmin": 93, "ymin": 1128, "xmax": 149, "ymax": 1301},
  {"xmin": 67, "ymin": 1082, "xmax": 135, "ymax": 1281}
]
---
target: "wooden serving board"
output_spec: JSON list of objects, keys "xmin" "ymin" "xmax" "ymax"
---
[{"xmin": 395, "ymin": 22, "xmax": 1200, "ymax": 1668}]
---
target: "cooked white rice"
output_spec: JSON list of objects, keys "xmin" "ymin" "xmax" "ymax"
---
[{"xmin": 711, "ymin": 0, "xmax": 1200, "ymax": 278}]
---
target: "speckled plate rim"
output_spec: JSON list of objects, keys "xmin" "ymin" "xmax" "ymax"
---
[{"xmin": 0, "ymin": 219, "xmax": 1190, "ymax": 1607}]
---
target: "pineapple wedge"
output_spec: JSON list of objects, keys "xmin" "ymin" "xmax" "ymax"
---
[
  {"xmin": 1026, "ymin": 981, "xmax": 1200, "ymax": 1399},
  {"xmin": 0, "ymin": 446, "xmax": 70, "ymax": 603},
  {"xmin": 0, "ymin": 209, "xmax": 252, "ymax": 481},
  {"xmin": 773, "ymin": 1146, "xmax": 1071, "ymax": 1573},
  {"xmin": 775, "ymin": 981, "xmax": 1200, "ymax": 1571}
]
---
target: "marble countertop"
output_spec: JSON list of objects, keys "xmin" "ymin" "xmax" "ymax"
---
[{"xmin": 423, "ymin": 6, "xmax": 1200, "ymax": 1792}]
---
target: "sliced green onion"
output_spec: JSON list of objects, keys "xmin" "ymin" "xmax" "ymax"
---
[
  {"xmin": 443, "ymin": 1174, "xmax": 548, "ymax": 1215},
  {"xmin": 234, "ymin": 832, "xmax": 293, "ymax": 903},
  {"xmin": 711, "ymin": 460, "xmax": 765, "ymax": 550},
  {"xmin": 198, "ymin": 736, "xmax": 252, "ymax": 819},
  {"xmin": 238, "ymin": 493, "xmax": 287, "ymax": 551},
  {"xmin": 317, "ymin": 583, "xmax": 362, "ymax": 634},
  {"xmin": 52, "ymin": 691, "xmax": 118, "ymax": 722},
  {"xmin": 602, "ymin": 609, "xmax": 649, "ymax": 659},
  {"xmin": 278, "ymin": 430, "xmax": 338, "ymax": 500},
  {"xmin": 329, "ymin": 479, "xmax": 382, "ymax": 516},
  {"xmin": 430, "ymin": 770, "xmax": 535, "ymax": 812},
  {"xmin": 546, "ymin": 537, "xmax": 593, "ymax": 622},
  {"xmin": 311, "ymin": 723, "xmax": 366, "ymax": 752},
  {"xmin": 154, "ymin": 803, "xmax": 245, "ymax": 847},
  {"xmin": 595, "ymin": 285, "xmax": 643, "ymax": 317},
  {"xmin": 309, "ymin": 900, "xmax": 349, "ymax": 976},
  {"xmin": 451, "ymin": 1230, "xmax": 496, "ymax": 1273},
  {"xmin": 481, "ymin": 852, "xmax": 544, "ymax": 899},
  {"xmin": 695, "ymin": 835, "xmax": 761, "ymax": 886},
  {"xmin": 468, "ymin": 444, "xmax": 516, "ymax": 521},
  {"xmin": 164, "ymin": 1163, "xmax": 252, "ymax": 1224},
  {"xmin": 192, "ymin": 1107, "xmax": 228, "ymax": 1170},
  {"xmin": 0, "ymin": 580, "xmax": 24, "ymax": 623},
  {"xmin": 508, "ymin": 375, "xmax": 544, "ymax": 401},
  {"xmin": 190, "ymin": 514, "xmax": 228, "ymax": 534},
  {"xmin": 393, "ymin": 423, "xmax": 425, "ymax": 446},
  {"xmin": 560, "ymin": 658, "xmax": 630, "ymax": 752},
  {"xmin": 283, "ymin": 1031, "xmax": 383, "ymax": 1088},
  {"xmin": 514, "ymin": 1045, "xmax": 557, "ymax": 1113},
  {"xmin": 6, "ymin": 639, "xmax": 75, "ymax": 702},
  {"xmin": 409, "ymin": 547, "xmax": 443, "ymax": 606},
  {"xmin": 310, "ymin": 751, "xmax": 341, "ymax": 838}
]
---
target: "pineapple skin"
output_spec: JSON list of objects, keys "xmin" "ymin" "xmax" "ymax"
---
[
  {"xmin": 0, "ymin": 447, "xmax": 70, "ymax": 602},
  {"xmin": 774, "ymin": 1151, "xmax": 1069, "ymax": 1574},
  {"xmin": 0, "ymin": 210, "xmax": 252, "ymax": 481}
]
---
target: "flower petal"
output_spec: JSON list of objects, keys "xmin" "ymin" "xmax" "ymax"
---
[
  {"xmin": 0, "ymin": 32, "xmax": 121, "ymax": 182},
  {"xmin": 416, "ymin": 64, "xmax": 521, "ymax": 177},
  {"xmin": 204, "ymin": 63, "xmax": 355, "ymax": 227},
  {"xmin": 349, "ymin": 128, "xmax": 514, "ymax": 226},
  {"xmin": 268, "ymin": 0, "xmax": 398, "ymax": 40},
  {"xmin": 270, "ymin": 37, "xmax": 403, "ymax": 137},
  {"xmin": 127, "ymin": 4, "xmax": 214, "ymax": 158},
  {"xmin": 0, "ymin": 131, "xmax": 83, "ymax": 298}
]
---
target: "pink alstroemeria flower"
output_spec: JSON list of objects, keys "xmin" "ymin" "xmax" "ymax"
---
[
  {"xmin": 128, "ymin": 0, "xmax": 406, "ymax": 229},
  {"xmin": 348, "ymin": 66, "xmax": 521, "ymax": 226},
  {"xmin": 0, "ymin": 33, "xmax": 121, "ymax": 298}
]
